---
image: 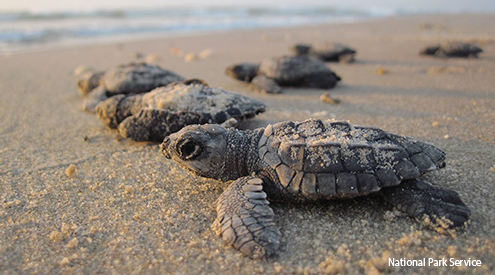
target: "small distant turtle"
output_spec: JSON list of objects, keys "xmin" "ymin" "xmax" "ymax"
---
[
  {"xmin": 291, "ymin": 42, "xmax": 357, "ymax": 63},
  {"xmin": 161, "ymin": 119, "xmax": 470, "ymax": 258},
  {"xmin": 225, "ymin": 55, "xmax": 341, "ymax": 94},
  {"xmin": 77, "ymin": 62, "xmax": 185, "ymax": 112},
  {"xmin": 95, "ymin": 80, "xmax": 266, "ymax": 142},
  {"xmin": 420, "ymin": 42, "xmax": 483, "ymax": 58}
]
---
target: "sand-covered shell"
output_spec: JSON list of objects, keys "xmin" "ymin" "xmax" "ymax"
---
[
  {"xmin": 258, "ymin": 119, "xmax": 445, "ymax": 198},
  {"xmin": 101, "ymin": 62, "xmax": 185, "ymax": 95},
  {"xmin": 135, "ymin": 82, "xmax": 266, "ymax": 123}
]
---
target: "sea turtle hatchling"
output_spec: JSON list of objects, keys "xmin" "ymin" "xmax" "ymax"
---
[
  {"xmin": 77, "ymin": 62, "xmax": 185, "ymax": 113},
  {"xmin": 161, "ymin": 118, "xmax": 471, "ymax": 258},
  {"xmin": 95, "ymin": 80, "xmax": 266, "ymax": 142},
  {"xmin": 420, "ymin": 42, "xmax": 483, "ymax": 58},
  {"xmin": 291, "ymin": 42, "xmax": 357, "ymax": 63},
  {"xmin": 225, "ymin": 55, "xmax": 341, "ymax": 94}
]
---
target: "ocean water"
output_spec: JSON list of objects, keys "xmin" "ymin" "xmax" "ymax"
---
[{"xmin": 0, "ymin": 6, "xmax": 420, "ymax": 54}]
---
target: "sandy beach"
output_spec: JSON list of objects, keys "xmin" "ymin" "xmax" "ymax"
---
[{"xmin": 1, "ymin": 13, "xmax": 494, "ymax": 274}]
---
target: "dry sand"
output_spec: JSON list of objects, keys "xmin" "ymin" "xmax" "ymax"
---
[{"xmin": 1, "ymin": 14, "xmax": 494, "ymax": 274}]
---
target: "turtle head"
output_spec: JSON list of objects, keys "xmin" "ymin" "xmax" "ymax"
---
[
  {"xmin": 225, "ymin": 62, "xmax": 259, "ymax": 82},
  {"xmin": 161, "ymin": 124, "xmax": 230, "ymax": 180},
  {"xmin": 420, "ymin": 45, "xmax": 440, "ymax": 55},
  {"xmin": 290, "ymin": 44, "xmax": 312, "ymax": 55}
]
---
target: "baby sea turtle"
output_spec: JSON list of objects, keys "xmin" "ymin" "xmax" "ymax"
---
[
  {"xmin": 95, "ymin": 80, "xmax": 266, "ymax": 142},
  {"xmin": 420, "ymin": 42, "xmax": 483, "ymax": 58},
  {"xmin": 225, "ymin": 55, "xmax": 341, "ymax": 94},
  {"xmin": 161, "ymin": 118, "xmax": 471, "ymax": 258},
  {"xmin": 77, "ymin": 62, "xmax": 185, "ymax": 112},
  {"xmin": 291, "ymin": 42, "xmax": 357, "ymax": 63}
]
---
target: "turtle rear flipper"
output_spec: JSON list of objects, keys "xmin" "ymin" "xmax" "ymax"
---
[
  {"xmin": 118, "ymin": 109, "xmax": 202, "ymax": 142},
  {"xmin": 381, "ymin": 179, "xmax": 471, "ymax": 227},
  {"xmin": 249, "ymin": 75, "xmax": 282, "ymax": 94},
  {"xmin": 215, "ymin": 176, "xmax": 280, "ymax": 258}
]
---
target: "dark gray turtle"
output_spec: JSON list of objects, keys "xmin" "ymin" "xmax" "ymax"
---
[
  {"xmin": 161, "ymin": 118, "xmax": 471, "ymax": 258},
  {"xmin": 77, "ymin": 62, "xmax": 185, "ymax": 112},
  {"xmin": 291, "ymin": 42, "xmax": 357, "ymax": 63},
  {"xmin": 225, "ymin": 55, "xmax": 341, "ymax": 94},
  {"xmin": 420, "ymin": 42, "xmax": 483, "ymax": 58},
  {"xmin": 95, "ymin": 80, "xmax": 266, "ymax": 142}
]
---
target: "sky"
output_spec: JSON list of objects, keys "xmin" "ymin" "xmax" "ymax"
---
[{"xmin": 1, "ymin": 0, "xmax": 495, "ymax": 13}]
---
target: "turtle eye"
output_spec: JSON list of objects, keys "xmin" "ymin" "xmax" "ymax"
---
[{"xmin": 177, "ymin": 139, "xmax": 203, "ymax": 160}]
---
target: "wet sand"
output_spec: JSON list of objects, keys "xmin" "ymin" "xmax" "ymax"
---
[{"xmin": 1, "ymin": 13, "xmax": 494, "ymax": 274}]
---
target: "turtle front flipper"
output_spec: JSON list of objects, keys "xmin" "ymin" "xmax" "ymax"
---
[
  {"xmin": 118, "ymin": 109, "xmax": 202, "ymax": 142},
  {"xmin": 95, "ymin": 94, "xmax": 143, "ymax": 128},
  {"xmin": 249, "ymin": 75, "xmax": 282, "ymax": 94},
  {"xmin": 381, "ymin": 179, "xmax": 471, "ymax": 227},
  {"xmin": 337, "ymin": 53, "xmax": 355, "ymax": 63},
  {"xmin": 215, "ymin": 176, "xmax": 280, "ymax": 258}
]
